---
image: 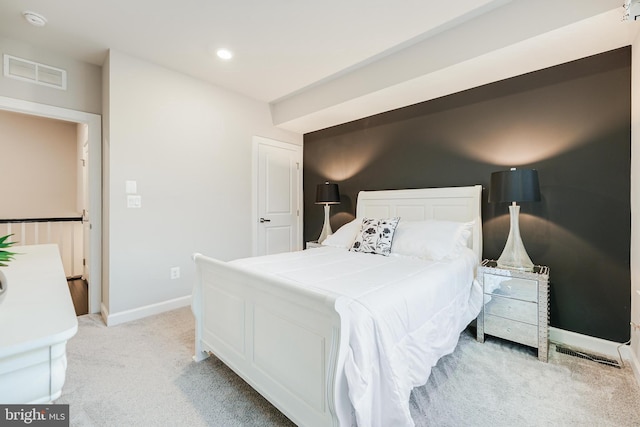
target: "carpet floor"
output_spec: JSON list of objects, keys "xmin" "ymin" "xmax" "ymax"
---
[{"xmin": 57, "ymin": 307, "xmax": 640, "ymax": 426}]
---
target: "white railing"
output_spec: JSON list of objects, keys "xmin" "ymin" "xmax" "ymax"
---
[{"xmin": 0, "ymin": 218, "xmax": 83, "ymax": 278}]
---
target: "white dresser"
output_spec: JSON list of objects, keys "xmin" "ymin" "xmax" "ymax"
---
[
  {"xmin": 0, "ymin": 244, "xmax": 78, "ymax": 403},
  {"xmin": 476, "ymin": 259, "xmax": 550, "ymax": 362}
]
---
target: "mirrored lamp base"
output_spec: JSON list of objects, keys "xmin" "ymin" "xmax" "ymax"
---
[
  {"xmin": 497, "ymin": 204, "xmax": 534, "ymax": 272},
  {"xmin": 318, "ymin": 204, "xmax": 333, "ymax": 243}
]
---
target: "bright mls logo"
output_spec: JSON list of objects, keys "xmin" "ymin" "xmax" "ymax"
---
[{"xmin": 0, "ymin": 405, "xmax": 69, "ymax": 426}]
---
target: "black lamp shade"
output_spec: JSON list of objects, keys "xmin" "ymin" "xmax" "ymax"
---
[
  {"xmin": 489, "ymin": 169, "xmax": 541, "ymax": 203},
  {"xmin": 315, "ymin": 182, "xmax": 340, "ymax": 204}
]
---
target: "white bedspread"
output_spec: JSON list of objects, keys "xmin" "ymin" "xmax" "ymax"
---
[{"xmin": 231, "ymin": 247, "xmax": 482, "ymax": 427}]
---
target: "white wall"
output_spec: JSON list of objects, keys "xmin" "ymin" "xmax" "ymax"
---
[
  {"xmin": 0, "ymin": 37, "xmax": 101, "ymax": 114},
  {"xmin": 0, "ymin": 110, "xmax": 79, "ymax": 218},
  {"xmin": 101, "ymin": 53, "xmax": 111, "ymax": 312},
  {"xmin": 102, "ymin": 50, "xmax": 301, "ymax": 319},
  {"xmin": 631, "ymin": 36, "xmax": 640, "ymax": 379}
]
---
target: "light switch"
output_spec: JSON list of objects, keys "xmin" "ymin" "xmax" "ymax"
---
[
  {"xmin": 127, "ymin": 195, "xmax": 142, "ymax": 208},
  {"xmin": 126, "ymin": 180, "xmax": 137, "ymax": 194}
]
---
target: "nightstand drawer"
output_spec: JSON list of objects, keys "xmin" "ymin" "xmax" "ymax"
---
[
  {"xmin": 484, "ymin": 295, "xmax": 538, "ymax": 325},
  {"xmin": 483, "ymin": 274, "xmax": 537, "ymax": 302},
  {"xmin": 484, "ymin": 314, "xmax": 538, "ymax": 348}
]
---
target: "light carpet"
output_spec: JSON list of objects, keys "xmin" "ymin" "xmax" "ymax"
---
[{"xmin": 57, "ymin": 307, "xmax": 640, "ymax": 426}]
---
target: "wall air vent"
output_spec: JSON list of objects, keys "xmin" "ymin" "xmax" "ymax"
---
[{"xmin": 3, "ymin": 54, "xmax": 67, "ymax": 90}]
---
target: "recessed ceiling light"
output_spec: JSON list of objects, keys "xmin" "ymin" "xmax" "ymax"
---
[
  {"xmin": 23, "ymin": 11, "xmax": 47, "ymax": 27},
  {"xmin": 216, "ymin": 49, "xmax": 233, "ymax": 61}
]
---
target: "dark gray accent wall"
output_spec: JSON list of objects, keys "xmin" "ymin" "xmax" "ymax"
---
[{"xmin": 303, "ymin": 47, "xmax": 631, "ymax": 343}]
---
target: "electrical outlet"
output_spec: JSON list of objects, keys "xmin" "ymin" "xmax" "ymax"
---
[
  {"xmin": 170, "ymin": 267, "xmax": 180, "ymax": 279},
  {"xmin": 127, "ymin": 195, "xmax": 142, "ymax": 208}
]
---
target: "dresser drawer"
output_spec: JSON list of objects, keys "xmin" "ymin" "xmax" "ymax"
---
[
  {"xmin": 484, "ymin": 295, "xmax": 538, "ymax": 325},
  {"xmin": 484, "ymin": 314, "xmax": 538, "ymax": 348},
  {"xmin": 483, "ymin": 274, "xmax": 537, "ymax": 302}
]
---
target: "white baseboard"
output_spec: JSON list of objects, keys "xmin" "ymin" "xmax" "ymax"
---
[
  {"xmin": 549, "ymin": 327, "xmax": 640, "ymax": 372},
  {"xmin": 550, "ymin": 327, "xmax": 640, "ymax": 387},
  {"xmin": 100, "ymin": 296, "xmax": 191, "ymax": 327},
  {"xmin": 549, "ymin": 327, "xmax": 630, "ymax": 361}
]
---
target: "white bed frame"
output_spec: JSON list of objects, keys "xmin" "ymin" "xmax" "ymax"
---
[{"xmin": 192, "ymin": 185, "xmax": 482, "ymax": 427}]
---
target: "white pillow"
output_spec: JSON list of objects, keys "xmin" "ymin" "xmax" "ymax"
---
[
  {"xmin": 321, "ymin": 218, "xmax": 362, "ymax": 248},
  {"xmin": 390, "ymin": 219, "xmax": 474, "ymax": 260}
]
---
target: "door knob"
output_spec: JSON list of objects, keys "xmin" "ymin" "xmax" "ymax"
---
[{"xmin": 259, "ymin": 218, "xmax": 271, "ymax": 223}]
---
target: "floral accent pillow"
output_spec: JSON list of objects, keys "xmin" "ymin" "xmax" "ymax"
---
[{"xmin": 350, "ymin": 217, "xmax": 400, "ymax": 256}]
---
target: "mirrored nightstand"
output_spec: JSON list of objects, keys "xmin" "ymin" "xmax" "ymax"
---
[{"xmin": 476, "ymin": 259, "xmax": 550, "ymax": 362}]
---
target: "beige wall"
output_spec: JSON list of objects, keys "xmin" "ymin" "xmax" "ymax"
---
[{"xmin": 0, "ymin": 109, "xmax": 79, "ymax": 218}]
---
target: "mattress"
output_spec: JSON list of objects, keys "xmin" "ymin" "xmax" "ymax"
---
[{"xmin": 231, "ymin": 246, "xmax": 482, "ymax": 427}]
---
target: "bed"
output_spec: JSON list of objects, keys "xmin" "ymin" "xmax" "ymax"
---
[{"xmin": 192, "ymin": 185, "xmax": 483, "ymax": 427}]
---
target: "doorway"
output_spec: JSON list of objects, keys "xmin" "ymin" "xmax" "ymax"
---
[{"xmin": 0, "ymin": 95, "xmax": 102, "ymax": 313}]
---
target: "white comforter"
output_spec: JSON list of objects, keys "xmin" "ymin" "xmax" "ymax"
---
[{"xmin": 231, "ymin": 246, "xmax": 482, "ymax": 427}]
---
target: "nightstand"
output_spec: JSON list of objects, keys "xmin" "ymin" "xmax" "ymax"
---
[
  {"xmin": 476, "ymin": 259, "xmax": 550, "ymax": 362},
  {"xmin": 306, "ymin": 241, "xmax": 323, "ymax": 249}
]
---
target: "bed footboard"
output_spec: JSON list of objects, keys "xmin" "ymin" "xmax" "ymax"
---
[{"xmin": 192, "ymin": 253, "xmax": 352, "ymax": 427}]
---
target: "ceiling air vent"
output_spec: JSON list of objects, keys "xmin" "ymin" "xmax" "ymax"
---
[{"xmin": 3, "ymin": 54, "xmax": 67, "ymax": 90}]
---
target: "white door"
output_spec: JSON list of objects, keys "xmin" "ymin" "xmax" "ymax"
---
[{"xmin": 253, "ymin": 137, "xmax": 302, "ymax": 256}]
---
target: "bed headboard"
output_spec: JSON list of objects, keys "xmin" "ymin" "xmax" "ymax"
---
[{"xmin": 356, "ymin": 185, "xmax": 483, "ymax": 261}]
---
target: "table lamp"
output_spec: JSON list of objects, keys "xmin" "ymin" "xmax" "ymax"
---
[
  {"xmin": 489, "ymin": 168, "xmax": 540, "ymax": 271},
  {"xmin": 315, "ymin": 182, "xmax": 340, "ymax": 242}
]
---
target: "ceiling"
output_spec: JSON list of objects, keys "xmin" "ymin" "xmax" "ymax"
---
[{"xmin": 0, "ymin": 0, "xmax": 637, "ymax": 133}]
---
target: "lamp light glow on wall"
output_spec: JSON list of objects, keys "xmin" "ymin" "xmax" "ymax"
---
[
  {"xmin": 315, "ymin": 182, "xmax": 340, "ymax": 242},
  {"xmin": 489, "ymin": 168, "xmax": 540, "ymax": 271}
]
